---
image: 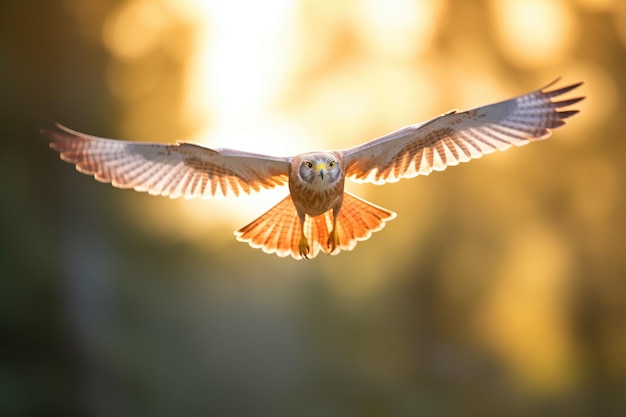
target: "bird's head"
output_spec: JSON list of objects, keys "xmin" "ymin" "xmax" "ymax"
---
[{"xmin": 297, "ymin": 152, "xmax": 342, "ymax": 189}]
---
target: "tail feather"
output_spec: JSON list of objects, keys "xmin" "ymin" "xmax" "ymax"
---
[
  {"xmin": 234, "ymin": 195, "xmax": 298, "ymax": 257},
  {"xmin": 235, "ymin": 192, "xmax": 396, "ymax": 259},
  {"xmin": 334, "ymin": 191, "xmax": 396, "ymax": 252}
]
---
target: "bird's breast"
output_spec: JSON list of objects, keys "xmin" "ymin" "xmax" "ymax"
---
[{"xmin": 289, "ymin": 181, "xmax": 344, "ymax": 217}]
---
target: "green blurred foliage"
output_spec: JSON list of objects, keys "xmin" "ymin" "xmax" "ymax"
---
[{"xmin": 1, "ymin": 0, "xmax": 625, "ymax": 416}]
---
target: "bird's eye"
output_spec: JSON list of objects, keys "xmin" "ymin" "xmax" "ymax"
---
[
  {"xmin": 306, "ymin": 162, "xmax": 313, "ymax": 168},
  {"xmin": 329, "ymin": 161, "xmax": 335, "ymax": 168}
]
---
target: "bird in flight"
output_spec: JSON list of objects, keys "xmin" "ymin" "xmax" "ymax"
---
[{"xmin": 43, "ymin": 79, "xmax": 584, "ymax": 259}]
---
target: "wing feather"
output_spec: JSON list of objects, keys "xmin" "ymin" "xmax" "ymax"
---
[
  {"xmin": 343, "ymin": 79, "xmax": 584, "ymax": 184},
  {"xmin": 43, "ymin": 123, "xmax": 291, "ymax": 198}
]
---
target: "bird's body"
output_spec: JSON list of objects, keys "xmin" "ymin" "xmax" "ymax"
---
[{"xmin": 43, "ymin": 79, "xmax": 584, "ymax": 259}]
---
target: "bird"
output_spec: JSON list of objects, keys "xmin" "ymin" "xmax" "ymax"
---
[{"xmin": 42, "ymin": 78, "xmax": 584, "ymax": 260}]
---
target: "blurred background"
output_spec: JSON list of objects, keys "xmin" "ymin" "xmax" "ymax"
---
[{"xmin": 1, "ymin": 0, "xmax": 625, "ymax": 415}]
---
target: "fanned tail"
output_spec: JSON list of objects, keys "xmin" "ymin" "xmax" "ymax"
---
[
  {"xmin": 234, "ymin": 195, "xmax": 302, "ymax": 258},
  {"xmin": 235, "ymin": 192, "xmax": 396, "ymax": 260},
  {"xmin": 333, "ymin": 191, "xmax": 396, "ymax": 253}
]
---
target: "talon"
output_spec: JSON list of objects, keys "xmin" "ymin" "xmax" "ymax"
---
[
  {"xmin": 327, "ymin": 228, "xmax": 339, "ymax": 253},
  {"xmin": 299, "ymin": 234, "xmax": 310, "ymax": 259}
]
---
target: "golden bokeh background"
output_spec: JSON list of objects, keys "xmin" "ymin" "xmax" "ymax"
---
[{"xmin": 2, "ymin": 0, "xmax": 625, "ymax": 415}]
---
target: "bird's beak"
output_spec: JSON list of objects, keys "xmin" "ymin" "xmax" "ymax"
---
[{"xmin": 316, "ymin": 163, "xmax": 327, "ymax": 180}]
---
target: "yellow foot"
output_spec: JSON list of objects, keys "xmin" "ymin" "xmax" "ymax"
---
[
  {"xmin": 327, "ymin": 228, "xmax": 339, "ymax": 253},
  {"xmin": 299, "ymin": 235, "xmax": 310, "ymax": 259}
]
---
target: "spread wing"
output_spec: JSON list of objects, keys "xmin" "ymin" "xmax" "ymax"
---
[
  {"xmin": 342, "ymin": 79, "xmax": 584, "ymax": 184},
  {"xmin": 42, "ymin": 123, "xmax": 292, "ymax": 198}
]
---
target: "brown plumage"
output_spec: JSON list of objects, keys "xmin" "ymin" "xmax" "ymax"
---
[{"xmin": 42, "ymin": 79, "xmax": 584, "ymax": 259}]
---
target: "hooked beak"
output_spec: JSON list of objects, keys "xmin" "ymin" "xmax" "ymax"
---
[{"xmin": 316, "ymin": 163, "xmax": 327, "ymax": 180}]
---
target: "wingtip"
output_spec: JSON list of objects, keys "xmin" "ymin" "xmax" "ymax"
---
[
  {"xmin": 54, "ymin": 122, "xmax": 82, "ymax": 135},
  {"xmin": 542, "ymin": 79, "xmax": 585, "ymax": 103},
  {"xmin": 41, "ymin": 122, "xmax": 70, "ymax": 136},
  {"xmin": 557, "ymin": 109, "xmax": 581, "ymax": 119}
]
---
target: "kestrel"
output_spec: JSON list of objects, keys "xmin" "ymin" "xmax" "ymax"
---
[{"xmin": 43, "ymin": 79, "xmax": 584, "ymax": 259}]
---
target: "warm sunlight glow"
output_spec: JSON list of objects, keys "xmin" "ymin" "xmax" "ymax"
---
[
  {"xmin": 490, "ymin": 0, "xmax": 576, "ymax": 68},
  {"xmin": 170, "ymin": 0, "xmax": 313, "ymax": 227},
  {"xmin": 182, "ymin": 0, "xmax": 301, "ymax": 152},
  {"xmin": 358, "ymin": 0, "xmax": 444, "ymax": 59},
  {"xmin": 102, "ymin": 0, "xmax": 167, "ymax": 60}
]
